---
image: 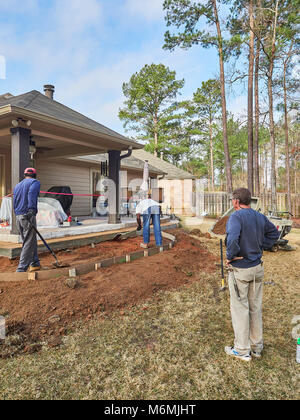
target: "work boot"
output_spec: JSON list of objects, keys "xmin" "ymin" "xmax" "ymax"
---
[
  {"xmin": 251, "ymin": 350, "xmax": 262, "ymax": 359},
  {"xmin": 29, "ymin": 266, "xmax": 42, "ymax": 272}
]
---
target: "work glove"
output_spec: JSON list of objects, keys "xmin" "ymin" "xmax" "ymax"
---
[
  {"xmin": 137, "ymin": 224, "xmax": 142, "ymax": 231},
  {"xmin": 24, "ymin": 209, "xmax": 35, "ymax": 220}
]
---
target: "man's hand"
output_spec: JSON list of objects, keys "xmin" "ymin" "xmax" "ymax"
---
[
  {"xmin": 24, "ymin": 209, "xmax": 35, "ymax": 220},
  {"xmin": 24, "ymin": 209, "xmax": 35, "ymax": 221},
  {"xmin": 226, "ymin": 257, "xmax": 244, "ymax": 267}
]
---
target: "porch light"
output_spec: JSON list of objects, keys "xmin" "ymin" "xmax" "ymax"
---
[{"xmin": 11, "ymin": 118, "xmax": 32, "ymax": 127}]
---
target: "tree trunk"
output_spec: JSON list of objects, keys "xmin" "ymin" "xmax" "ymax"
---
[
  {"xmin": 283, "ymin": 59, "xmax": 292, "ymax": 213},
  {"xmin": 268, "ymin": 71, "xmax": 276, "ymax": 208},
  {"xmin": 209, "ymin": 114, "xmax": 215, "ymax": 191},
  {"xmin": 254, "ymin": 37, "xmax": 260, "ymax": 196},
  {"xmin": 268, "ymin": 0, "xmax": 279, "ymax": 210},
  {"xmin": 154, "ymin": 115, "xmax": 158, "ymax": 157},
  {"xmin": 264, "ymin": 144, "xmax": 268, "ymax": 190},
  {"xmin": 247, "ymin": 0, "xmax": 254, "ymax": 195},
  {"xmin": 212, "ymin": 0, "xmax": 233, "ymax": 194}
]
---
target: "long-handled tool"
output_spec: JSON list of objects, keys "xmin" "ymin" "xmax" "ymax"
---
[
  {"xmin": 219, "ymin": 239, "xmax": 227, "ymax": 291},
  {"xmin": 27, "ymin": 219, "xmax": 69, "ymax": 269},
  {"xmin": 112, "ymin": 230, "xmax": 134, "ymax": 241}
]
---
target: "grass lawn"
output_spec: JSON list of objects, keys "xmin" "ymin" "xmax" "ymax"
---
[{"xmin": 0, "ymin": 224, "xmax": 299, "ymax": 400}]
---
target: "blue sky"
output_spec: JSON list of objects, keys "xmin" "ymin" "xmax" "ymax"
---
[{"xmin": 0, "ymin": 0, "xmax": 247, "ymax": 136}]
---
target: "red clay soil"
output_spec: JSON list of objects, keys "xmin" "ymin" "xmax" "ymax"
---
[
  {"xmin": 292, "ymin": 218, "xmax": 300, "ymax": 229},
  {"xmin": 211, "ymin": 216, "xmax": 229, "ymax": 235},
  {"xmin": 0, "ymin": 229, "xmax": 218, "ymax": 358},
  {"xmin": 0, "ymin": 235, "xmax": 169, "ymax": 273},
  {"xmin": 189, "ymin": 229, "xmax": 212, "ymax": 239}
]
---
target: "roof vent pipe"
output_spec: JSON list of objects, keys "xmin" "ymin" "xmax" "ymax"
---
[{"xmin": 43, "ymin": 84, "xmax": 55, "ymax": 99}]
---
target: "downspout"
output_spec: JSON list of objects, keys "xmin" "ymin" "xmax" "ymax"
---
[{"xmin": 120, "ymin": 147, "xmax": 133, "ymax": 161}]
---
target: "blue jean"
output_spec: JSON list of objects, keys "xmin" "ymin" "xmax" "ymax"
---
[{"xmin": 142, "ymin": 206, "xmax": 162, "ymax": 246}]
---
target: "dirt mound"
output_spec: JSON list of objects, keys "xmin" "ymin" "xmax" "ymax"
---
[
  {"xmin": 292, "ymin": 218, "xmax": 300, "ymax": 229},
  {"xmin": 189, "ymin": 229, "xmax": 211, "ymax": 239},
  {"xmin": 0, "ymin": 229, "xmax": 217, "ymax": 358},
  {"xmin": 211, "ymin": 216, "xmax": 229, "ymax": 235}
]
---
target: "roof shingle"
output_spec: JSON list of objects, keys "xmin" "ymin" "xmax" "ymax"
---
[
  {"xmin": 0, "ymin": 90, "xmax": 141, "ymax": 147},
  {"xmin": 132, "ymin": 149, "xmax": 196, "ymax": 180}
]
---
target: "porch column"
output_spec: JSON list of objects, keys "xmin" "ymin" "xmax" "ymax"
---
[
  {"xmin": 108, "ymin": 150, "xmax": 121, "ymax": 224},
  {"xmin": 10, "ymin": 127, "xmax": 31, "ymax": 234}
]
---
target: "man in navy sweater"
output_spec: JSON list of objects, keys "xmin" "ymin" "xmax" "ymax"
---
[
  {"xmin": 13, "ymin": 168, "xmax": 41, "ymax": 273},
  {"xmin": 225, "ymin": 188, "xmax": 279, "ymax": 362}
]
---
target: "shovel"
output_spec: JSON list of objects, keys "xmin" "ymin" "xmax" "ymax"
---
[{"xmin": 27, "ymin": 218, "xmax": 69, "ymax": 269}]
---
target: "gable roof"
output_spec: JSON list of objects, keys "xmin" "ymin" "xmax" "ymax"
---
[
  {"xmin": 0, "ymin": 90, "xmax": 141, "ymax": 149},
  {"xmin": 132, "ymin": 149, "xmax": 196, "ymax": 180}
]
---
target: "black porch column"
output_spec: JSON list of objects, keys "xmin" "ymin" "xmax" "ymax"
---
[
  {"xmin": 108, "ymin": 150, "xmax": 121, "ymax": 224},
  {"xmin": 10, "ymin": 127, "xmax": 31, "ymax": 234}
]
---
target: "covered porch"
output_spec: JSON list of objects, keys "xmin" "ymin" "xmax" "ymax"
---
[{"xmin": 0, "ymin": 87, "xmax": 143, "ymax": 237}]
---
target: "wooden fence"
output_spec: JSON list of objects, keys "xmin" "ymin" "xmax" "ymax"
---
[{"xmin": 194, "ymin": 190, "xmax": 300, "ymax": 217}]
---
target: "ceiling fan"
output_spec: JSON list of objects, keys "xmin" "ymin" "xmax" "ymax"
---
[{"xmin": 30, "ymin": 138, "xmax": 53, "ymax": 159}]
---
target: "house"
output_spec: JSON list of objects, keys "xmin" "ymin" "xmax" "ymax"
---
[
  {"xmin": 69, "ymin": 149, "xmax": 197, "ymax": 216},
  {"xmin": 66, "ymin": 153, "xmax": 166, "ymax": 214},
  {"xmin": 131, "ymin": 149, "xmax": 196, "ymax": 216},
  {"xmin": 0, "ymin": 85, "xmax": 143, "ymax": 233},
  {"xmin": 0, "ymin": 85, "xmax": 196, "ymax": 233}
]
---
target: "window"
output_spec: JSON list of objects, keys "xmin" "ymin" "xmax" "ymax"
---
[{"xmin": 91, "ymin": 170, "xmax": 107, "ymax": 209}]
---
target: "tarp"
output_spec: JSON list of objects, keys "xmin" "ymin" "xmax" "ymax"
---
[{"xmin": 0, "ymin": 197, "xmax": 67, "ymax": 228}]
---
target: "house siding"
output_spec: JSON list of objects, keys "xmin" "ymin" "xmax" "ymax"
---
[
  {"xmin": 0, "ymin": 148, "xmax": 11, "ymax": 194},
  {"xmin": 158, "ymin": 178, "xmax": 195, "ymax": 216},
  {"xmin": 36, "ymin": 161, "xmax": 91, "ymax": 216}
]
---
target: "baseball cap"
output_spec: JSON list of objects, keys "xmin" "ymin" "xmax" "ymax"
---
[{"xmin": 24, "ymin": 168, "xmax": 37, "ymax": 175}]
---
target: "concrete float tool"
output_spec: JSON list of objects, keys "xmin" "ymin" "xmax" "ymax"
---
[
  {"xmin": 27, "ymin": 219, "xmax": 70, "ymax": 269},
  {"xmin": 112, "ymin": 231, "xmax": 134, "ymax": 242},
  {"xmin": 112, "ymin": 226, "xmax": 143, "ymax": 242}
]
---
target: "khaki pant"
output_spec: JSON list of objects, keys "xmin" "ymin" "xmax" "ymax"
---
[{"xmin": 228, "ymin": 263, "xmax": 264, "ymax": 355}]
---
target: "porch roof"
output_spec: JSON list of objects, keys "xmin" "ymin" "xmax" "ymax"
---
[
  {"xmin": 0, "ymin": 90, "xmax": 142, "ymax": 158},
  {"xmin": 71, "ymin": 154, "xmax": 167, "ymax": 177}
]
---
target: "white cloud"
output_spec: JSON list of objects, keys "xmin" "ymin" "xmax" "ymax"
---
[
  {"xmin": 0, "ymin": 0, "xmax": 104, "ymax": 80},
  {"xmin": 53, "ymin": 0, "xmax": 103, "ymax": 36},
  {"xmin": 55, "ymin": 36, "xmax": 203, "ymax": 135},
  {"xmin": 123, "ymin": 0, "xmax": 164, "ymax": 22},
  {"xmin": 0, "ymin": 0, "xmax": 37, "ymax": 13},
  {"xmin": 0, "ymin": 0, "xmax": 211, "ymax": 135}
]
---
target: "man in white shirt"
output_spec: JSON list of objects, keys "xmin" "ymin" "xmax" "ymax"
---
[{"xmin": 136, "ymin": 194, "xmax": 162, "ymax": 249}]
